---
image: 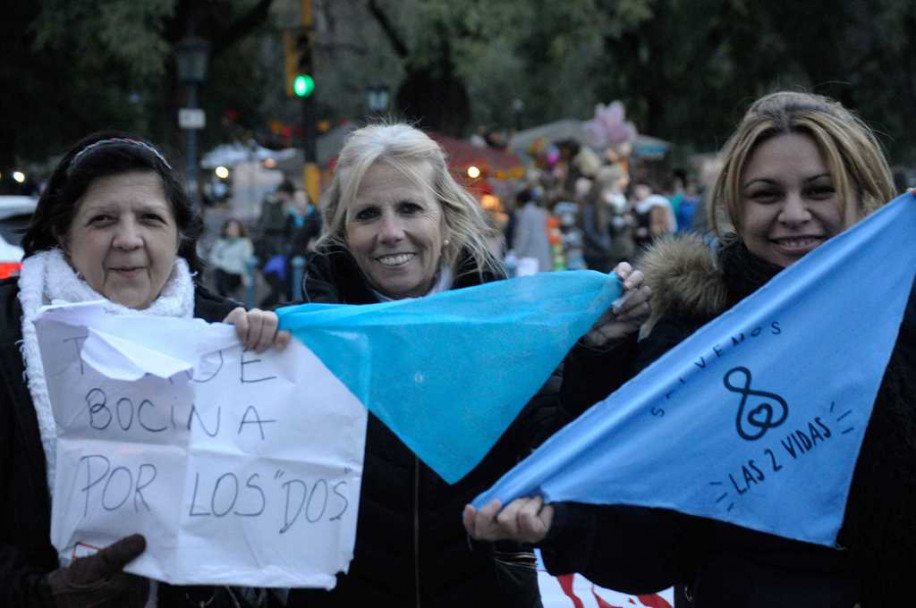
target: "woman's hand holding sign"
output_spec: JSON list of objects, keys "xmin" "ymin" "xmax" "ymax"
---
[{"xmin": 224, "ymin": 307, "xmax": 292, "ymax": 353}]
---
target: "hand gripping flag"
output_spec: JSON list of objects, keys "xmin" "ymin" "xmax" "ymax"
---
[
  {"xmin": 277, "ymin": 271, "xmax": 622, "ymax": 483},
  {"xmin": 475, "ymin": 193, "xmax": 916, "ymax": 547}
]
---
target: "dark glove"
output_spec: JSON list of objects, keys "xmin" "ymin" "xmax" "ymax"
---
[{"xmin": 46, "ymin": 534, "xmax": 149, "ymax": 608}]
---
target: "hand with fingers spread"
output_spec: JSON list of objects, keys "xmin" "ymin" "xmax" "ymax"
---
[
  {"xmin": 224, "ymin": 307, "xmax": 292, "ymax": 353},
  {"xmin": 581, "ymin": 261, "xmax": 652, "ymax": 348},
  {"xmin": 463, "ymin": 497, "xmax": 554, "ymax": 544},
  {"xmin": 46, "ymin": 534, "xmax": 149, "ymax": 608}
]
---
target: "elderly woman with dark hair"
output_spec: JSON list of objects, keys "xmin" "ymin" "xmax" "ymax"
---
[
  {"xmin": 289, "ymin": 123, "xmax": 651, "ymax": 607},
  {"xmin": 1, "ymin": 132, "xmax": 288, "ymax": 607}
]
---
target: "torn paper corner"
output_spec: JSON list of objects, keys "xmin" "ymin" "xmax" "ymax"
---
[
  {"xmin": 81, "ymin": 328, "xmax": 195, "ymax": 381},
  {"xmin": 36, "ymin": 301, "xmax": 240, "ymax": 382}
]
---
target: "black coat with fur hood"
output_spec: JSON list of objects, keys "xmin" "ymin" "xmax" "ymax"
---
[{"xmin": 540, "ymin": 235, "xmax": 916, "ymax": 608}]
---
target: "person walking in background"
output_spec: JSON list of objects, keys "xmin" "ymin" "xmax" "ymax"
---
[
  {"xmin": 665, "ymin": 169, "xmax": 688, "ymax": 229},
  {"xmin": 676, "ymin": 180, "xmax": 701, "ymax": 233},
  {"xmin": 582, "ymin": 165, "xmax": 634, "ymax": 271},
  {"xmin": 631, "ymin": 180, "xmax": 676, "ymax": 251},
  {"xmin": 255, "ymin": 180, "xmax": 294, "ymax": 262},
  {"xmin": 289, "ymin": 189, "xmax": 323, "ymax": 259},
  {"xmin": 580, "ymin": 174, "xmax": 613, "ymax": 273},
  {"xmin": 256, "ymin": 180, "xmax": 295, "ymax": 307},
  {"xmin": 512, "ymin": 187, "xmax": 554, "ymax": 273},
  {"xmin": 210, "ymin": 218, "xmax": 254, "ymax": 299},
  {"xmin": 464, "ymin": 91, "xmax": 912, "ymax": 608}
]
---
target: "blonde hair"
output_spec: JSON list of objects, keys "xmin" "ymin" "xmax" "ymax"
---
[
  {"xmin": 318, "ymin": 123, "xmax": 501, "ymax": 280},
  {"xmin": 709, "ymin": 91, "xmax": 896, "ymax": 235}
]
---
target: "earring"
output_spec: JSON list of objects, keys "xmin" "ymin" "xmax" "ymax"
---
[{"xmin": 443, "ymin": 238, "xmax": 450, "ymax": 246}]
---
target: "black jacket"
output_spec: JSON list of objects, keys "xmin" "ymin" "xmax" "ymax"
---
[
  {"xmin": 0, "ymin": 277, "xmax": 237, "ymax": 608},
  {"xmin": 289, "ymin": 246, "xmax": 638, "ymax": 607},
  {"xmin": 539, "ymin": 236, "xmax": 916, "ymax": 608}
]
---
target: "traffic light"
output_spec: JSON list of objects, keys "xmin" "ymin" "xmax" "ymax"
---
[
  {"xmin": 285, "ymin": 29, "xmax": 314, "ymax": 98},
  {"xmin": 293, "ymin": 74, "xmax": 315, "ymax": 98}
]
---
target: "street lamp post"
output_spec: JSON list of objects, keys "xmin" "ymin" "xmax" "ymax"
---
[
  {"xmin": 175, "ymin": 36, "xmax": 211, "ymax": 211},
  {"xmin": 512, "ymin": 98, "xmax": 524, "ymax": 132}
]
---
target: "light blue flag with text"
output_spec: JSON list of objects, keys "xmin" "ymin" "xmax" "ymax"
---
[
  {"xmin": 277, "ymin": 271, "xmax": 622, "ymax": 483},
  {"xmin": 474, "ymin": 192, "xmax": 915, "ymax": 546}
]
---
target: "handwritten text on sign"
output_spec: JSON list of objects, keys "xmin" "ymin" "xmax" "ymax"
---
[{"xmin": 36, "ymin": 304, "xmax": 367, "ymax": 588}]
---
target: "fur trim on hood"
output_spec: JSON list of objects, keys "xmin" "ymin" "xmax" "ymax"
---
[{"xmin": 639, "ymin": 234, "xmax": 728, "ymax": 331}]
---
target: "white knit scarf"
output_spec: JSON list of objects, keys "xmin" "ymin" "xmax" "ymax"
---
[{"xmin": 17, "ymin": 248, "xmax": 195, "ymax": 494}]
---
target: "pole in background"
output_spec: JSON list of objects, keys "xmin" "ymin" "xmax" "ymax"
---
[
  {"xmin": 245, "ymin": 255, "xmax": 259, "ymax": 309},
  {"xmin": 512, "ymin": 98, "xmax": 524, "ymax": 132},
  {"xmin": 302, "ymin": 90, "xmax": 319, "ymax": 204},
  {"xmin": 284, "ymin": 0, "xmax": 320, "ymax": 204},
  {"xmin": 185, "ymin": 85, "xmax": 199, "ymax": 209},
  {"xmin": 291, "ymin": 256, "xmax": 306, "ymax": 302},
  {"xmin": 175, "ymin": 35, "xmax": 211, "ymax": 212}
]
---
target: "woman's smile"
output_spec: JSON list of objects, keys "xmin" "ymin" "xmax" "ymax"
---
[
  {"xmin": 375, "ymin": 252, "xmax": 416, "ymax": 267},
  {"xmin": 108, "ymin": 265, "xmax": 146, "ymax": 277},
  {"xmin": 768, "ymin": 235, "xmax": 826, "ymax": 255}
]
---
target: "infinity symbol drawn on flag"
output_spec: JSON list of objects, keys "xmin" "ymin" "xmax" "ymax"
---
[{"xmin": 724, "ymin": 366, "xmax": 789, "ymax": 441}]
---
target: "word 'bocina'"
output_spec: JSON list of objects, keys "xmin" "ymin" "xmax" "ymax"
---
[{"xmin": 84, "ymin": 388, "xmax": 276, "ymax": 440}]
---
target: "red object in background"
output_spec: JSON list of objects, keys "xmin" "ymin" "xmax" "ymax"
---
[
  {"xmin": 547, "ymin": 216, "xmax": 564, "ymax": 246},
  {"xmin": 543, "ymin": 570, "xmax": 673, "ymax": 608},
  {"xmin": 556, "ymin": 575, "xmax": 585, "ymax": 608},
  {"xmin": 322, "ymin": 130, "xmax": 524, "ymax": 195},
  {"xmin": 0, "ymin": 262, "xmax": 22, "ymax": 279},
  {"xmin": 429, "ymin": 132, "xmax": 525, "ymax": 178},
  {"xmin": 635, "ymin": 595, "xmax": 673, "ymax": 608}
]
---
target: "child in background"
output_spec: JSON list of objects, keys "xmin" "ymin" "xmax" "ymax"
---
[{"xmin": 210, "ymin": 219, "xmax": 254, "ymax": 298}]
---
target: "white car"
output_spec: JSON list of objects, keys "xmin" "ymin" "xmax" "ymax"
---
[
  {"xmin": 0, "ymin": 195, "xmax": 37, "ymax": 220},
  {"xmin": 0, "ymin": 233, "xmax": 24, "ymax": 279},
  {"xmin": 0, "ymin": 195, "xmax": 36, "ymax": 279}
]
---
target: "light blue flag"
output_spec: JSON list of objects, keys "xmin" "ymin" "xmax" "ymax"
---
[
  {"xmin": 277, "ymin": 271, "xmax": 621, "ymax": 483},
  {"xmin": 475, "ymin": 193, "xmax": 916, "ymax": 547}
]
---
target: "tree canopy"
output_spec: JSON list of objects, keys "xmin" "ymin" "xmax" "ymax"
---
[
  {"xmin": 2, "ymin": 0, "xmax": 274, "ymax": 169},
  {"xmin": 4, "ymin": 0, "xmax": 915, "ymax": 170},
  {"xmin": 325, "ymin": 0, "xmax": 914, "ymax": 163}
]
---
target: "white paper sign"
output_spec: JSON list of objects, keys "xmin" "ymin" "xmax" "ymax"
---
[{"xmin": 35, "ymin": 302, "xmax": 367, "ymax": 588}]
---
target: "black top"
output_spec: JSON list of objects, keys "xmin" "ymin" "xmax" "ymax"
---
[{"xmin": 289, "ymin": 245, "xmax": 638, "ymax": 607}]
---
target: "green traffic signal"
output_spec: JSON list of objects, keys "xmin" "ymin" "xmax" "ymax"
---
[{"xmin": 293, "ymin": 74, "xmax": 315, "ymax": 98}]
